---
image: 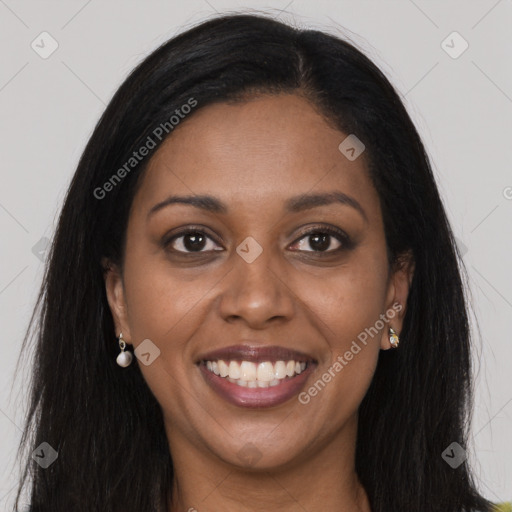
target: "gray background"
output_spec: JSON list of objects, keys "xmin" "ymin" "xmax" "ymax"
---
[{"xmin": 1, "ymin": 0, "xmax": 511, "ymax": 508}]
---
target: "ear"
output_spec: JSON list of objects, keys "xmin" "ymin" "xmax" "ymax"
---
[
  {"xmin": 102, "ymin": 257, "xmax": 132, "ymax": 342},
  {"xmin": 380, "ymin": 250, "xmax": 415, "ymax": 350}
]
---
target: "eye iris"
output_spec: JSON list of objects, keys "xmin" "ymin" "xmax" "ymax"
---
[
  {"xmin": 184, "ymin": 233, "xmax": 206, "ymax": 251},
  {"xmin": 309, "ymin": 233, "xmax": 330, "ymax": 251}
]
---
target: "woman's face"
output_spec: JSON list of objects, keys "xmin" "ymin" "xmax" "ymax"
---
[{"xmin": 105, "ymin": 93, "xmax": 413, "ymax": 471}]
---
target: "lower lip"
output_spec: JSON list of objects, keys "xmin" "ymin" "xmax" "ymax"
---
[{"xmin": 198, "ymin": 362, "xmax": 315, "ymax": 408}]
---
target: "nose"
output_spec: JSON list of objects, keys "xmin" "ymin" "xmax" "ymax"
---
[{"xmin": 217, "ymin": 248, "xmax": 295, "ymax": 329}]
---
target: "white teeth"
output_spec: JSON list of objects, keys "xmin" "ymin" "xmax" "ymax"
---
[
  {"xmin": 226, "ymin": 377, "xmax": 287, "ymax": 388},
  {"xmin": 205, "ymin": 359, "xmax": 308, "ymax": 386},
  {"xmin": 274, "ymin": 361, "xmax": 287, "ymax": 379},
  {"xmin": 257, "ymin": 361, "xmax": 274, "ymax": 382},
  {"xmin": 218, "ymin": 360, "xmax": 229, "ymax": 377},
  {"xmin": 228, "ymin": 361, "xmax": 241, "ymax": 379},
  {"xmin": 240, "ymin": 361, "xmax": 256, "ymax": 381}
]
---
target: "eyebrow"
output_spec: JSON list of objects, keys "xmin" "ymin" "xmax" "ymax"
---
[
  {"xmin": 147, "ymin": 191, "xmax": 368, "ymax": 223},
  {"xmin": 285, "ymin": 191, "xmax": 368, "ymax": 223}
]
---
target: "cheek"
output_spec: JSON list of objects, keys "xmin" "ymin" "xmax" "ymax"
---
[
  {"xmin": 120, "ymin": 249, "xmax": 220, "ymax": 411},
  {"xmin": 301, "ymin": 257, "xmax": 389, "ymax": 350},
  {"xmin": 294, "ymin": 252, "xmax": 389, "ymax": 411},
  {"xmin": 296, "ymin": 267, "xmax": 387, "ymax": 423},
  {"xmin": 122, "ymin": 244, "xmax": 220, "ymax": 342}
]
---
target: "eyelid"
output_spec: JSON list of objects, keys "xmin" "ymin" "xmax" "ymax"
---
[
  {"xmin": 162, "ymin": 225, "xmax": 224, "ymax": 253},
  {"xmin": 289, "ymin": 224, "xmax": 351, "ymax": 249}
]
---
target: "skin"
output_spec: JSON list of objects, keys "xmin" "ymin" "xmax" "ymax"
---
[{"xmin": 105, "ymin": 93, "xmax": 414, "ymax": 512}]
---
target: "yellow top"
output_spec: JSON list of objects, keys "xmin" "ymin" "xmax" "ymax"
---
[{"xmin": 494, "ymin": 503, "xmax": 512, "ymax": 512}]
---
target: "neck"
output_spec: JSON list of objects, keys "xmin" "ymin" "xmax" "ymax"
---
[{"xmin": 166, "ymin": 414, "xmax": 372, "ymax": 512}]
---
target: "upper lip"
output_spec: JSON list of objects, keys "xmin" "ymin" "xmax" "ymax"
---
[{"xmin": 196, "ymin": 343, "xmax": 317, "ymax": 364}]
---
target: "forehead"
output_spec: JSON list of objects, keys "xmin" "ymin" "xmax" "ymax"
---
[{"xmin": 134, "ymin": 93, "xmax": 380, "ymax": 220}]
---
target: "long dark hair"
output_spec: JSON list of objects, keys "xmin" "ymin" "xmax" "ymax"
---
[{"xmin": 14, "ymin": 13, "xmax": 492, "ymax": 512}]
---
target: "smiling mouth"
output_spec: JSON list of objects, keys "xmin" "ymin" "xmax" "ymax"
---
[
  {"xmin": 201, "ymin": 359, "xmax": 309, "ymax": 388},
  {"xmin": 195, "ymin": 343, "xmax": 317, "ymax": 408}
]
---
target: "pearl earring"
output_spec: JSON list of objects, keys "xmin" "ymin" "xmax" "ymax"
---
[
  {"xmin": 116, "ymin": 333, "xmax": 133, "ymax": 367},
  {"xmin": 389, "ymin": 327, "xmax": 400, "ymax": 349}
]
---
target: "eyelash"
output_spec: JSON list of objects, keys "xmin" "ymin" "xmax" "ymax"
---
[
  {"xmin": 290, "ymin": 225, "xmax": 352, "ymax": 253},
  {"xmin": 162, "ymin": 225, "xmax": 352, "ymax": 256}
]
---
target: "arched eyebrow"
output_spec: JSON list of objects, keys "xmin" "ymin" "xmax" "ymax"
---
[
  {"xmin": 147, "ymin": 191, "xmax": 368, "ymax": 223},
  {"xmin": 148, "ymin": 194, "xmax": 227, "ymax": 218},
  {"xmin": 285, "ymin": 192, "xmax": 368, "ymax": 223}
]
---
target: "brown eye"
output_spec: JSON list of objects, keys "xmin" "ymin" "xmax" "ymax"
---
[
  {"xmin": 289, "ymin": 226, "xmax": 352, "ymax": 254},
  {"xmin": 307, "ymin": 233, "xmax": 338, "ymax": 251},
  {"xmin": 165, "ymin": 230, "xmax": 223, "ymax": 254},
  {"xmin": 294, "ymin": 232, "xmax": 341, "ymax": 252}
]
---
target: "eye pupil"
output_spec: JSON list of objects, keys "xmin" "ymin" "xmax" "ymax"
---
[
  {"xmin": 309, "ymin": 233, "xmax": 330, "ymax": 251},
  {"xmin": 184, "ymin": 233, "xmax": 206, "ymax": 251}
]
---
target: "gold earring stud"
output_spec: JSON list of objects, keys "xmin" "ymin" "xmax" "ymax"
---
[{"xmin": 389, "ymin": 327, "xmax": 400, "ymax": 349}]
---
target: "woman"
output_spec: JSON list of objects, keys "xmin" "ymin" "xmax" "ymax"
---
[{"xmin": 13, "ymin": 12, "xmax": 507, "ymax": 512}]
